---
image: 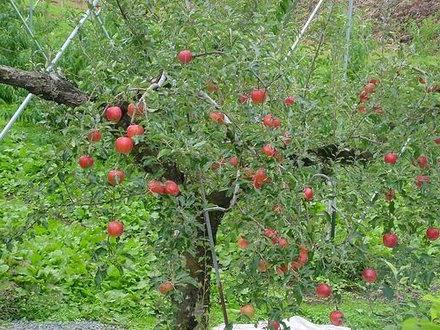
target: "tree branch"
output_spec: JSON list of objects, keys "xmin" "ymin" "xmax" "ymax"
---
[{"xmin": 0, "ymin": 65, "xmax": 89, "ymax": 107}]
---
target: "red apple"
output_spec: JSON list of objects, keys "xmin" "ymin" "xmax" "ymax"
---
[
  {"xmin": 416, "ymin": 175, "xmax": 431, "ymax": 189},
  {"xmin": 115, "ymin": 137, "xmax": 133, "ymax": 154},
  {"xmin": 253, "ymin": 168, "xmax": 268, "ymax": 189},
  {"xmin": 358, "ymin": 103, "xmax": 367, "ymax": 113},
  {"xmin": 240, "ymin": 304, "xmax": 255, "ymax": 317},
  {"xmin": 385, "ymin": 189, "xmax": 395, "ymax": 202},
  {"xmin": 315, "ymin": 283, "xmax": 332, "ymax": 298},
  {"xmin": 272, "ymin": 117, "xmax": 281, "ymax": 128},
  {"xmin": 78, "ymin": 155, "xmax": 94, "ymax": 169},
  {"xmin": 209, "ymin": 111, "xmax": 225, "ymax": 124},
  {"xmin": 277, "ymin": 237, "xmax": 288, "ymax": 248},
  {"xmin": 237, "ymin": 236, "xmax": 249, "ymax": 249},
  {"xmin": 329, "ymin": 310, "xmax": 344, "ymax": 326},
  {"xmin": 158, "ymin": 281, "xmax": 174, "ymax": 294},
  {"xmin": 229, "ymin": 156, "xmax": 239, "ymax": 167},
  {"xmin": 426, "ymin": 227, "xmax": 439, "ymax": 241},
  {"xmin": 303, "ymin": 187, "xmax": 314, "ymax": 201},
  {"xmin": 211, "ymin": 161, "xmax": 223, "ymax": 171},
  {"xmin": 263, "ymin": 114, "xmax": 274, "ymax": 127},
  {"xmin": 107, "ymin": 220, "xmax": 124, "ymax": 237},
  {"xmin": 127, "ymin": 102, "xmax": 144, "ymax": 118},
  {"xmin": 359, "ymin": 90, "xmax": 369, "ymax": 102},
  {"xmin": 284, "ymin": 95, "xmax": 295, "ymax": 106},
  {"xmin": 364, "ymin": 82, "xmax": 376, "ymax": 94},
  {"xmin": 105, "ymin": 106, "xmax": 122, "ymax": 123},
  {"xmin": 164, "ymin": 180, "xmax": 180, "ymax": 196},
  {"xmin": 291, "ymin": 260, "xmax": 303, "ymax": 271},
  {"xmin": 276, "ymin": 264, "xmax": 288, "ymax": 275},
  {"xmin": 206, "ymin": 80, "xmax": 219, "ymax": 93},
  {"xmin": 434, "ymin": 137, "xmax": 440, "ymax": 145},
  {"xmin": 369, "ymin": 79, "xmax": 380, "ymax": 85},
  {"xmin": 88, "ymin": 129, "xmax": 101, "ymax": 142},
  {"xmin": 148, "ymin": 180, "xmax": 165, "ymax": 194},
  {"xmin": 263, "ymin": 227, "xmax": 278, "ymax": 239},
  {"xmin": 126, "ymin": 124, "xmax": 144, "ymax": 138},
  {"xmin": 251, "ymin": 88, "xmax": 267, "ymax": 104},
  {"xmin": 107, "ymin": 169, "xmax": 125, "ymax": 186},
  {"xmin": 238, "ymin": 94, "xmax": 249, "ymax": 104},
  {"xmin": 298, "ymin": 251, "xmax": 308, "ymax": 265},
  {"xmin": 416, "ymin": 155, "xmax": 429, "ymax": 168},
  {"xmin": 258, "ymin": 259, "xmax": 269, "ymax": 272},
  {"xmin": 262, "ymin": 114, "xmax": 281, "ymax": 128},
  {"xmin": 268, "ymin": 320, "xmax": 280, "ymax": 330},
  {"xmin": 362, "ymin": 268, "xmax": 377, "ymax": 283},
  {"xmin": 177, "ymin": 50, "xmax": 193, "ymax": 64},
  {"xmin": 383, "ymin": 232, "xmax": 398, "ymax": 248},
  {"xmin": 384, "ymin": 152, "xmax": 398, "ymax": 165},
  {"xmin": 262, "ymin": 144, "xmax": 277, "ymax": 157}
]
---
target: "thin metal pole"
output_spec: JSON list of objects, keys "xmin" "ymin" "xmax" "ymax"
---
[
  {"xmin": 343, "ymin": 0, "xmax": 355, "ymax": 80},
  {"xmin": 0, "ymin": 1, "xmax": 99, "ymax": 142},
  {"xmin": 45, "ymin": 3, "xmax": 97, "ymax": 72},
  {"xmin": 199, "ymin": 174, "xmax": 229, "ymax": 327},
  {"xmin": 85, "ymin": 0, "xmax": 114, "ymax": 45},
  {"xmin": 25, "ymin": 0, "xmax": 41, "ymax": 22},
  {"xmin": 0, "ymin": 94, "xmax": 35, "ymax": 141},
  {"xmin": 286, "ymin": 0, "xmax": 326, "ymax": 59},
  {"xmin": 8, "ymin": 0, "xmax": 47, "ymax": 61},
  {"xmin": 28, "ymin": 0, "xmax": 34, "ymax": 32}
]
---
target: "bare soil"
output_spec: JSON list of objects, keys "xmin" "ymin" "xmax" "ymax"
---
[{"xmin": 357, "ymin": 0, "xmax": 440, "ymax": 21}]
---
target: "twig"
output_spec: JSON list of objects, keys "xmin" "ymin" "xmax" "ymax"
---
[
  {"xmin": 193, "ymin": 50, "xmax": 224, "ymax": 58},
  {"xmin": 136, "ymin": 71, "xmax": 168, "ymax": 119}
]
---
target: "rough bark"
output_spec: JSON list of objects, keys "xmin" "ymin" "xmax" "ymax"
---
[
  {"xmin": 0, "ymin": 65, "xmax": 89, "ymax": 107},
  {"xmin": 177, "ymin": 206, "xmax": 227, "ymax": 330}
]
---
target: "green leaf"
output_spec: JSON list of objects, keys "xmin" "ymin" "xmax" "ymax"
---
[
  {"xmin": 382, "ymin": 284, "xmax": 395, "ymax": 300},
  {"xmin": 0, "ymin": 264, "xmax": 9, "ymax": 274}
]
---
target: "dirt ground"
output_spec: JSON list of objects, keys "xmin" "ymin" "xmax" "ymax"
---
[
  {"xmin": 47, "ymin": 0, "xmax": 86, "ymax": 9},
  {"xmin": 351, "ymin": 0, "xmax": 439, "ymax": 21}
]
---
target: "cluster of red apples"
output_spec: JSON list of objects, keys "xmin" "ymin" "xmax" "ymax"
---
[
  {"xmin": 383, "ymin": 151, "xmax": 439, "ymax": 244},
  {"xmin": 178, "ymin": 49, "xmax": 439, "ymax": 327},
  {"xmin": 78, "ymin": 103, "xmax": 180, "ymax": 241},
  {"xmin": 76, "ymin": 49, "xmax": 439, "ymax": 327},
  {"xmin": 357, "ymin": 79, "xmax": 383, "ymax": 114}
]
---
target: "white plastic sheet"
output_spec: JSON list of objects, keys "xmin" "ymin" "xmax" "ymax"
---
[{"xmin": 213, "ymin": 316, "xmax": 351, "ymax": 330}]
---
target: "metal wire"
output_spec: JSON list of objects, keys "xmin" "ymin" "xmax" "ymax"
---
[
  {"xmin": 285, "ymin": 0, "xmax": 326, "ymax": 59},
  {"xmin": 8, "ymin": 0, "xmax": 48, "ymax": 61},
  {"xmin": 343, "ymin": 0, "xmax": 355, "ymax": 80}
]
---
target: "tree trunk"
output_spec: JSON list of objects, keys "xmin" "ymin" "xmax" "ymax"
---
[{"xmin": 0, "ymin": 65, "xmax": 89, "ymax": 107}]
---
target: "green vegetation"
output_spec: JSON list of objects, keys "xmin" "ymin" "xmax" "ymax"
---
[{"xmin": 1, "ymin": 0, "xmax": 440, "ymax": 329}]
